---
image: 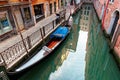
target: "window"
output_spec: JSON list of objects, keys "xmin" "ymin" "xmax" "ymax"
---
[
  {"xmin": 84, "ymin": 11, "xmax": 86, "ymax": 15},
  {"xmin": 61, "ymin": 0, "xmax": 63, "ymax": 6},
  {"xmin": 87, "ymin": 11, "xmax": 89, "ymax": 15},
  {"xmin": 23, "ymin": 7, "xmax": 31, "ymax": 21},
  {"xmin": 50, "ymin": 3, "xmax": 52, "ymax": 15},
  {"xmin": 109, "ymin": 0, "xmax": 114, "ymax": 3},
  {"xmin": 0, "ymin": 11, "xmax": 12, "ymax": 35},
  {"xmin": 34, "ymin": 4, "xmax": 44, "ymax": 22},
  {"xmin": 86, "ymin": 17, "xmax": 88, "ymax": 20},
  {"xmin": 54, "ymin": 2, "xmax": 56, "ymax": 12},
  {"xmin": 81, "ymin": 11, "xmax": 83, "ymax": 14},
  {"xmin": 88, "ymin": 6, "xmax": 90, "ymax": 10}
]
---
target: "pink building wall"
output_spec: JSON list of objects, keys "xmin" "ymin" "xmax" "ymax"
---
[
  {"xmin": 103, "ymin": 0, "xmax": 120, "ymax": 58},
  {"xmin": 114, "ymin": 35, "xmax": 120, "ymax": 58},
  {"xmin": 93, "ymin": 0, "xmax": 104, "ymax": 20},
  {"xmin": 104, "ymin": 0, "xmax": 120, "ymax": 33},
  {"xmin": 94, "ymin": 0, "xmax": 120, "ymax": 58}
]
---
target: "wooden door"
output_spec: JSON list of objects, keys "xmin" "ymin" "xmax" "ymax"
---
[{"xmin": 14, "ymin": 10, "xmax": 24, "ymax": 31}]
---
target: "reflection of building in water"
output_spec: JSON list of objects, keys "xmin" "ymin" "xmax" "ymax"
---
[
  {"xmin": 79, "ymin": 4, "xmax": 92, "ymax": 31},
  {"xmin": 54, "ymin": 47, "xmax": 69, "ymax": 70},
  {"xmin": 70, "ymin": 23, "xmax": 79, "ymax": 51},
  {"xmin": 36, "ymin": 45, "xmax": 69, "ymax": 80},
  {"xmin": 65, "ymin": 23, "xmax": 79, "ymax": 52}
]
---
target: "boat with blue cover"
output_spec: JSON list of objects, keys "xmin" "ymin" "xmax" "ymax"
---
[{"xmin": 7, "ymin": 26, "xmax": 71, "ymax": 77}]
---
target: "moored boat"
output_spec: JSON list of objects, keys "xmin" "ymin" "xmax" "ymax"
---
[{"xmin": 7, "ymin": 26, "xmax": 71, "ymax": 78}]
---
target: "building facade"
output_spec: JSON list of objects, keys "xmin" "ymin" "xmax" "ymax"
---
[
  {"xmin": 0, "ymin": 0, "xmax": 16, "ymax": 41},
  {"xmin": 0, "ymin": 0, "xmax": 34, "ymax": 41},
  {"xmin": 32, "ymin": 0, "xmax": 59, "ymax": 23},
  {"xmin": 79, "ymin": 4, "xmax": 92, "ymax": 31},
  {"xmin": 93, "ymin": 0, "xmax": 105, "ymax": 20},
  {"xmin": 0, "ymin": 0, "xmax": 65, "ymax": 41}
]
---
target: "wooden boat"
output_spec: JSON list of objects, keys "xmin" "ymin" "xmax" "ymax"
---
[{"xmin": 7, "ymin": 26, "xmax": 71, "ymax": 78}]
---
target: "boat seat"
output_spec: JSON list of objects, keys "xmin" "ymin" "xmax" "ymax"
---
[{"xmin": 42, "ymin": 46, "xmax": 52, "ymax": 53}]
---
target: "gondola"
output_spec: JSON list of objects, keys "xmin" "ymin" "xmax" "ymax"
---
[{"xmin": 7, "ymin": 26, "xmax": 71, "ymax": 79}]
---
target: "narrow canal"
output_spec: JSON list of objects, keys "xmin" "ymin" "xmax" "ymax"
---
[{"xmin": 19, "ymin": 4, "xmax": 120, "ymax": 80}]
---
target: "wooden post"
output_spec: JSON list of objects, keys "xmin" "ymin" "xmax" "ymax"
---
[
  {"xmin": 64, "ymin": 9, "xmax": 66, "ymax": 21},
  {"xmin": 0, "ymin": 54, "xmax": 7, "ymax": 68},
  {"xmin": 53, "ymin": 21, "xmax": 54, "ymax": 29},
  {"xmin": 27, "ymin": 36, "xmax": 32, "ymax": 49},
  {"xmin": 40, "ymin": 28, "xmax": 44, "ymax": 39},
  {"xmin": 43, "ymin": 27, "xmax": 46, "ymax": 36}
]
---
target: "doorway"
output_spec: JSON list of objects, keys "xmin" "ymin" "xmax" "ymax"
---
[
  {"xmin": 14, "ymin": 10, "xmax": 24, "ymax": 31},
  {"xmin": 50, "ymin": 3, "xmax": 52, "ymax": 15},
  {"xmin": 34, "ymin": 4, "xmax": 44, "ymax": 22},
  {"xmin": 110, "ymin": 11, "xmax": 119, "ymax": 38}
]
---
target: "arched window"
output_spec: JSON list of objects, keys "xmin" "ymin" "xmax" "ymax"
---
[
  {"xmin": 110, "ymin": 11, "xmax": 119, "ymax": 38},
  {"xmin": 109, "ymin": 0, "xmax": 114, "ymax": 3}
]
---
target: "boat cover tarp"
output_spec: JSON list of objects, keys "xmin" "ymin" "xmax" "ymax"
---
[{"xmin": 50, "ymin": 26, "xmax": 69, "ymax": 39}]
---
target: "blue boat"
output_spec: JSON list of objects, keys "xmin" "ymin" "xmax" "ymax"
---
[
  {"xmin": 7, "ymin": 26, "xmax": 71, "ymax": 77},
  {"xmin": 50, "ymin": 26, "xmax": 69, "ymax": 39}
]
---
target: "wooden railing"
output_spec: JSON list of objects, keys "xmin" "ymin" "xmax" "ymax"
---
[{"xmin": 0, "ymin": 9, "xmax": 66, "ymax": 70}]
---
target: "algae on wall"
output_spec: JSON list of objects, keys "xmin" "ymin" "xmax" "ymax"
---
[{"xmin": 0, "ymin": 66, "xmax": 9, "ymax": 80}]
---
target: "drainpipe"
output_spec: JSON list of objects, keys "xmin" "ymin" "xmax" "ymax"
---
[{"xmin": 102, "ymin": 0, "xmax": 109, "ymax": 30}]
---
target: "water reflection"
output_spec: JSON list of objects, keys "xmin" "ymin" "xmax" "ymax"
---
[{"xmin": 49, "ymin": 30, "xmax": 88, "ymax": 80}]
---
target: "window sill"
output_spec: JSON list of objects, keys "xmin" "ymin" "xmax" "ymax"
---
[{"xmin": 109, "ymin": 2, "xmax": 114, "ymax": 5}]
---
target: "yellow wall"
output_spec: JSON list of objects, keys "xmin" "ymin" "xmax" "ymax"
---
[
  {"xmin": 9, "ymin": 0, "xmax": 20, "ymax": 3},
  {"xmin": 32, "ymin": 0, "xmax": 58, "ymax": 7},
  {"xmin": 0, "ymin": 1, "xmax": 7, "ymax": 5},
  {"xmin": 32, "ymin": 0, "xmax": 46, "ymax": 5},
  {"xmin": 31, "ymin": 0, "xmax": 59, "ymax": 17}
]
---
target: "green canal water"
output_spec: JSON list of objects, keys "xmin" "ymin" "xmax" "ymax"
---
[{"xmin": 19, "ymin": 4, "xmax": 120, "ymax": 80}]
